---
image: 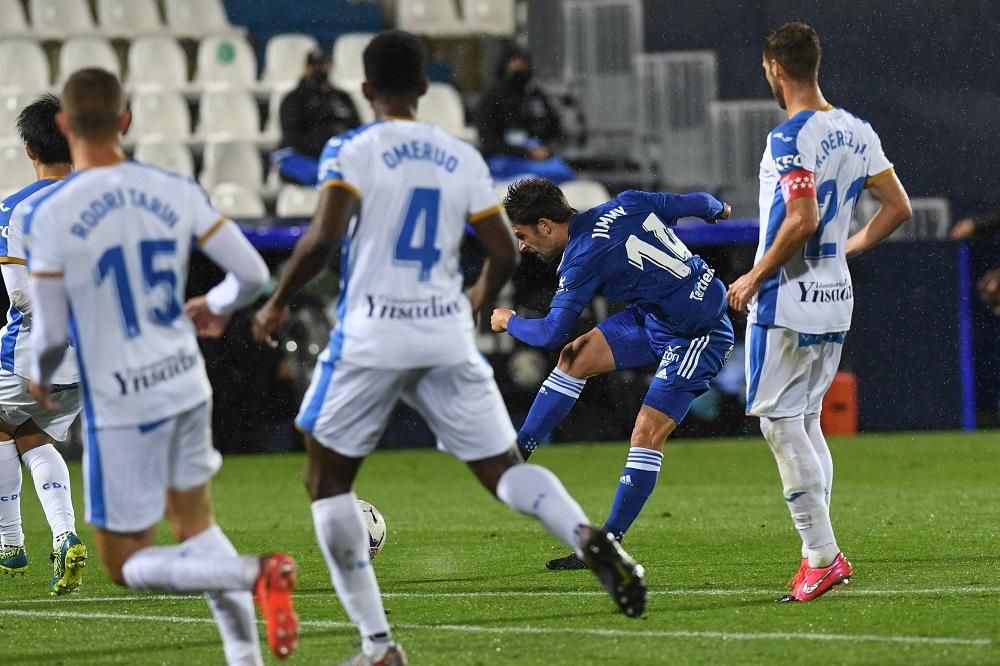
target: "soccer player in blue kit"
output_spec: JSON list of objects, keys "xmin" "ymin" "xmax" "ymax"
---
[{"xmin": 492, "ymin": 178, "xmax": 733, "ymax": 569}]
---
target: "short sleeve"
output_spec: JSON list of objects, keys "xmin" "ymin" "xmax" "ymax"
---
[
  {"xmin": 467, "ymin": 152, "xmax": 502, "ymax": 223},
  {"xmin": 318, "ymin": 133, "xmax": 363, "ymax": 199},
  {"xmin": 190, "ymin": 180, "xmax": 228, "ymax": 246},
  {"xmin": 771, "ymin": 125, "xmax": 818, "ymax": 203},
  {"xmin": 864, "ymin": 127, "xmax": 894, "ymax": 187},
  {"xmin": 0, "ymin": 198, "xmax": 25, "ymax": 264},
  {"xmin": 24, "ymin": 204, "xmax": 64, "ymax": 276},
  {"xmin": 549, "ymin": 260, "xmax": 601, "ymax": 314}
]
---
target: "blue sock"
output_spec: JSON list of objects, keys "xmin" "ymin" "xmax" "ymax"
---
[
  {"xmin": 517, "ymin": 368, "xmax": 587, "ymax": 460},
  {"xmin": 603, "ymin": 447, "xmax": 663, "ymax": 541}
]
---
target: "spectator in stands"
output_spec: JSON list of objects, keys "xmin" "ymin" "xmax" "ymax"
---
[
  {"xmin": 477, "ymin": 44, "xmax": 575, "ymax": 184},
  {"xmin": 273, "ymin": 50, "xmax": 360, "ymax": 185},
  {"xmin": 950, "ymin": 210, "xmax": 1000, "ymax": 240}
]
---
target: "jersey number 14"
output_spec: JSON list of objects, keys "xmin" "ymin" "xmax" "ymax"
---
[{"xmin": 625, "ymin": 214, "xmax": 692, "ymax": 278}]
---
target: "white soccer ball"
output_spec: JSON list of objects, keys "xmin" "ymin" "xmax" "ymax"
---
[{"xmin": 357, "ymin": 499, "xmax": 386, "ymax": 559}]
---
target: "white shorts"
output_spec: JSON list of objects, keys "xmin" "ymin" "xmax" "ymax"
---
[
  {"xmin": 0, "ymin": 371, "xmax": 81, "ymax": 442},
  {"xmin": 83, "ymin": 402, "xmax": 221, "ymax": 532},
  {"xmin": 745, "ymin": 324, "xmax": 845, "ymax": 418},
  {"xmin": 296, "ymin": 355, "xmax": 517, "ymax": 462}
]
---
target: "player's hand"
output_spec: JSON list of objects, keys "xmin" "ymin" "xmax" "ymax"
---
[
  {"xmin": 727, "ymin": 271, "xmax": 761, "ymax": 313},
  {"xmin": 185, "ymin": 296, "xmax": 232, "ymax": 338},
  {"xmin": 491, "ymin": 308, "xmax": 515, "ymax": 332},
  {"xmin": 950, "ymin": 217, "xmax": 976, "ymax": 240},
  {"xmin": 703, "ymin": 202, "xmax": 730, "ymax": 224},
  {"xmin": 978, "ymin": 268, "xmax": 1000, "ymax": 316},
  {"xmin": 466, "ymin": 282, "xmax": 486, "ymax": 323},
  {"xmin": 252, "ymin": 299, "xmax": 288, "ymax": 348},
  {"xmin": 28, "ymin": 380, "xmax": 58, "ymax": 410},
  {"xmin": 527, "ymin": 145, "xmax": 551, "ymax": 161}
]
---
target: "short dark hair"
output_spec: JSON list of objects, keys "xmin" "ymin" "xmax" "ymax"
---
[
  {"xmin": 61, "ymin": 68, "xmax": 125, "ymax": 141},
  {"xmin": 363, "ymin": 30, "xmax": 426, "ymax": 96},
  {"xmin": 503, "ymin": 178, "xmax": 574, "ymax": 226},
  {"xmin": 763, "ymin": 21, "xmax": 821, "ymax": 82},
  {"xmin": 16, "ymin": 94, "xmax": 71, "ymax": 164}
]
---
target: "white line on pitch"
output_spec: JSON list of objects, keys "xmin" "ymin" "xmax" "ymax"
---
[
  {"xmin": 7, "ymin": 585, "xmax": 1000, "ymax": 605},
  {"xmin": 0, "ymin": 609, "xmax": 991, "ymax": 647}
]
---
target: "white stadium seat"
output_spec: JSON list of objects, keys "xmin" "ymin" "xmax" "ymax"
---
[
  {"xmin": 210, "ymin": 183, "xmax": 265, "ymax": 218},
  {"xmin": 197, "ymin": 90, "xmax": 261, "ymax": 142},
  {"xmin": 96, "ymin": 0, "xmax": 163, "ymax": 39},
  {"xmin": 0, "ymin": 0, "xmax": 29, "ymax": 37},
  {"xmin": 560, "ymin": 180, "xmax": 612, "ymax": 212},
  {"xmin": 263, "ymin": 34, "xmax": 320, "ymax": 91},
  {"xmin": 460, "ymin": 0, "xmax": 516, "ymax": 36},
  {"xmin": 417, "ymin": 82, "xmax": 474, "ymax": 141},
  {"xmin": 164, "ymin": 0, "xmax": 234, "ymax": 39},
  {"xmin": 58, "ymin": 37, "xmax": 120, "ymax": 85},
  {"xmin": 0, "ymin": 141, "xmax": 36, "ymax": 193},
  {"xmin": 127, "ymin": 92, "xmax": 191, "ymax": 142},
  {"xmin": 29, "ymin": 0, "xmax": 95, "ymax": 40},
  {"xmin": 330, "ymin": 33, "xmax": 374, "ymax": 91},
  {"xmin": 126, "ymin": 36, "xmax": 189, "ymax": 92},
  {"xmin": 200, "ymin": 140, "xmax": 263, "ymax": 191},
  {"xmin": 397, "ymin": 0, "xmax": 466, "ymax": 37},
  {"xmin": 265, "ymin": 85, "xmax": 294, "ymax": 139},
  {"xmin": 133, "ymin": 140, "xmax": 195, "ymax": 178},
  {"xmin": 0, "ymin": 93, "xmax": 35, "ymax": 140},
  {"xmin": 0, "ymin": 39, "xmax": 50, "ymax": 94},
  {"xmin": 276, "ymin": 184, "xmax": 320, "ymax": 218},
  {"xmin": 196, "ymin": 34, "xmax": 258, "ymax": 91}
]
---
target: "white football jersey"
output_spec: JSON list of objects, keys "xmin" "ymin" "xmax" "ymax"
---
[
  {"xmin": 1, "ymin": 180, "xmax": 78, "ymax": 385},
  {"xmin": 25, "ymin": 162, "xmax": 225, "ymax": 427},
  {"xmin": 317, "ymin": 119, "xmax": 501, "ymax": 369},
  {"xmin": 751, "ymin": 106, "xmax": 893, "ymax": 334}
]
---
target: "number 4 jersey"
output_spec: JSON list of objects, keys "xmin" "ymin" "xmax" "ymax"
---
[
  {"xmin": 318, "ymin": 119, "xmax": 501, "ymax": 369},
  {"xmin": 752, "ymin": 106, "xmax": 894, "ymax": 334}
]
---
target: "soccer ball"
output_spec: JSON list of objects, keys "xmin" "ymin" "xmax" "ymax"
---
[{"xmin": 357, "ymin": 499, "xmax": 386, "ymax": 559}]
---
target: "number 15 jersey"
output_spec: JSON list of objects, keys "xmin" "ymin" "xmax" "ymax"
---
[
  {"xmin": 317, "ymin": 119, "xmax": 501, "ymax": 369},
  {"xmin": 752, "ymin": 106, "xmax": 894, "ymax": 334}
]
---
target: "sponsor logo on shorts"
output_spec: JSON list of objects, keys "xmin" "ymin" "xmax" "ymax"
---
[{"xmin": 113, "ymin": 348, "xmax": 199, "ymax": 396}]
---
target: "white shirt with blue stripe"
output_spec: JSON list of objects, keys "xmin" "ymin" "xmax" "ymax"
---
[{"xmin": 751, "ymin": 105, "xmax": 893, "ymax": 334}]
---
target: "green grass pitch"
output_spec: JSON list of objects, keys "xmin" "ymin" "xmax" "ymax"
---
[{"xmin": 2, "ymin": 432, "xmax": 999, "ymax": 664}]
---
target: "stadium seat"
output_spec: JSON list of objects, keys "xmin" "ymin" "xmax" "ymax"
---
[
  {"xmin": 264, "ymin": 85, "xmax": 294, "ymax": 139},
  {"xmin": 197, "ymin": 90, "xmax": 261, "ymax": 141},
  {"xmin": 460, "ymin": 0, "xmax": 516, "ymax": 36},
  {"xmin": 417, "ymin": 82, "xmax": 475, "ymax": 142},
  {"xmin": 0, "ymin": 93, "xmax": 34, "ymax": 140},
  {"xmin": 330, "ymin": 33, "xmax": 374, "ymax": 91},
  {"xmin": 560, "ymin": 180, "xmax": 611, "ymax": 211},
  {"xmin": 0, "ymin": 141, "xmax": 36, "ymax": 192},
  {"xmin": 196, "ymin": 35, "xmax": 258, "ymax": 91},
  {"xmin": 164, "ymin": 0, "xmax": 235, "ymax": 39},
  {"xmin": 133, "ymin": 140, "xmax": 195, "ymax": 178},
  {"xmin": 210, "ymin": 182, "xmax": 265, "ymax": 218},
  {"xmin": 396, "ymin": 0, "xmax": 466, "ymax": 37},
  {"xmin": 96, "ymin": 0, "xmax": 163, "ymax": 39},
  {"xmin": 0, "ymin": 0, "xmax": 29, "ymax": 37},
  {"xmin": 263, "ymin": 34, "xmax": 320, "ymax": 91},
  {"xmin": 0, "ymin": 39, "xmax": 50, "ymax": 94},
  {"xmin": 200, "ymin": 140, "xmax": 263, "ymax": 191},
  {"xmin": 29, "ymin": 0, "xmax": 96, "ymax": 40},
  {"xmin": 126, "ymin": 36, "xmax": 189, "ymax": 92},
  {"xmin": 126, "ymin": 92, "xmax": 191, "ymax": 142},
  {"xmin": 57, "ymin": 37, "xmax": 120, "ymax": 85},
  {"xmin": 276, "ymin": 184, "xmax": 319, "ymax": 218}
]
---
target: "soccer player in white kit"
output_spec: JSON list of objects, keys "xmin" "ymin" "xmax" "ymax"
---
[
  {"xmin": 0, "ymin": 95, "xmax": 87, "ymax": 594},
  {"xmin": 253, "ymin": 31, "xmax": 647, "ymax": 666},
  {"xmin": 25, "ymin": 69, "xmax": 299, "ymax": 663},
  {"xmin": 727, "ymin": 22, "xmax": 912, "ymax": 602}
]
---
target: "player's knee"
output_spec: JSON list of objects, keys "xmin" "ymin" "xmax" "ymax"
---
[
  {"xmin": 759, "ymin": 416, "xmax": 775, "ymax": 442},
  {"xmin": 630, "ymin": 407, "xmax": 676, "ymax": 452},
  {"xmin": 556, "ymin": 337, "xmax": 593, "ymax": 378}
]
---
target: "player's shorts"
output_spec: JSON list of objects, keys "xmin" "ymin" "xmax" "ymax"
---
[
  {"xmin": 297, "ymin": 354, "xmax": 517, "ymax": 462},
  {"xmin": 83, "ymin": 401, "xmax": 221, "ymax": 532},
  {"xmin": 597, "ymin": 305, "xmax": 735, "ymax": 424},
  {"xmin": 745, "ymin": 323, "xmax": 845, "ymax": 418},
  {"xmin": 0, "ymin": 371, "xmax": 81, "ymax": 442}
]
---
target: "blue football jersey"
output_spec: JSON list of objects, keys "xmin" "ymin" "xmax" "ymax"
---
[{"xmin": 550, "ymin": 190, "xmax": 726, "ymax": 337}]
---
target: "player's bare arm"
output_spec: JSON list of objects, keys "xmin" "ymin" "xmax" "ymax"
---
[
  {"xmin": 845, "ymin": 170, "xmax": 912, "ymax": 259},
  {"xmin": 727, "ymin": 195, "xmax": 819, "ymax": 312},
  {"xmin": 252, "ymin": 185, "xmax": 359, "ymax": 346},
  {"xmin": 466, "ymin": 211, "xmax": 519, "ymax": 319}
]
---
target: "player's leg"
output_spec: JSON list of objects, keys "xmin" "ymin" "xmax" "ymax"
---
[
  {"xmin": 0, "ymin": 427, "xmax": 27, "ymax": 575},
  {"xmin": 517, "ymin": 306, "xmax": 657, "ymax": 459},
  {"xmin": 803, "ymin": 334, "xmax": 845, "ymax": 510},
  {"xmin": 299, "ymin": 361, "xmax": 403, "ymax": 663}
]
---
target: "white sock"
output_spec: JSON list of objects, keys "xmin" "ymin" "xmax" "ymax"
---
[
  {"xmin": 496, "ymin": 463, "xmax": 590, "ymax": 556},
  {"xmin": 21, "ymin": 444, "xmax": 76, "ymax": 548},
  {"xmin": 760, "ymin": 416, "xmax": 839, "ymax": 568},
  {"xmin": 804, "ymin": 413, "xmax": 833, "ymax": 507},
  {"xmin": 311, "ymin": 492, "xmax": 392, "ymax": 654},
  {"xmin": 122, "ymin": 532, "xmax": 259, "ymax": 593},
  {"xmin": 0, "ymin": 440, "xmax": 23, "ymax": 547},
  {"xmin": 187, "ymin": 525, "xmax": 264, "ymax": 666}
]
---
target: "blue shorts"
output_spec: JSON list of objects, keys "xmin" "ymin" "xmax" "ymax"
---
[{"xmin": 597, "ymin": 305, "xmax": 735, "ymax": 423}]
